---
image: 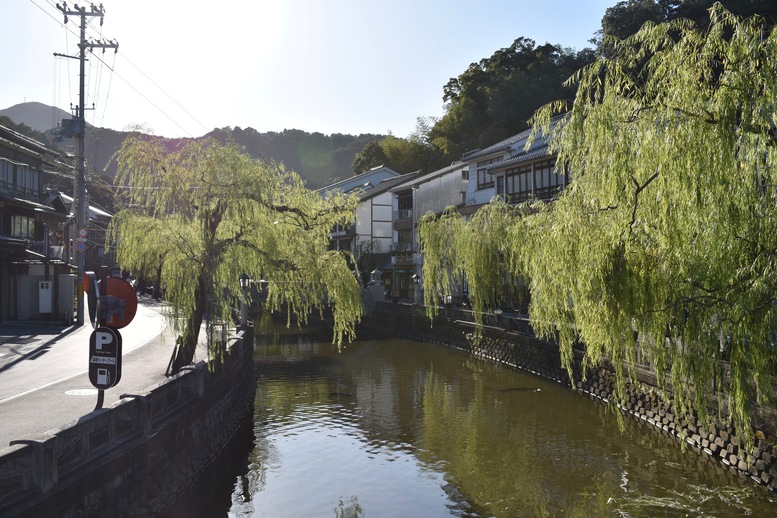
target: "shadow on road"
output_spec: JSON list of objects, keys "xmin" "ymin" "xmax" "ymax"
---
[{"xmin": 0, "ymin": 325, "xmax": 81, "ymax": 375}]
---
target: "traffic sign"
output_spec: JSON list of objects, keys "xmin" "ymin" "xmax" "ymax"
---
[
  {"xmin": 89, "ymin": 326, "xmax": 122, "ymax": 389},
  {"xmin": 76, "ymin": 242, "xmax": 87, "ymax": 253},
  {"xmin": 101, "ymin": 277, "xmax": 138, "ymax": 329},
  {"xmin": 78, "ymin": 228, "xmax": 88, "ymax": 238}
]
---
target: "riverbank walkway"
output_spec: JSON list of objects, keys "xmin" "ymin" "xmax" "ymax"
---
[{"xmin": 0, "ymin": 298, "xmax": 208, "ymax": 449}]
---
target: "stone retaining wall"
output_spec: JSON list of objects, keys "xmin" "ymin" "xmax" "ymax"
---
[
  {"xmin": 0, "ymin": 327, "xmax": 256, "ymax": 517},
  {"xmin": 363, "ymin": 301, "xmax": 777, "ymax": 493}
]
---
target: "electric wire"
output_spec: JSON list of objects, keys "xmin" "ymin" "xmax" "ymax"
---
[
  {"xmin": 118, "ymin": 54, "xmax": 210, "ymax": 134},
  {"xmin": 32, "ymin": 0, "xmax": 204, "ymax": 140},
  {"xmin": 87, "ymin": 51, "xmax": 195, "ymax": 138}
]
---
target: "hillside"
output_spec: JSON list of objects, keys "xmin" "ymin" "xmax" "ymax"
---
[
  {"xmin": 0, "ymin": 102, "xmax": 382, "ymax": 190},
  {"xmin": 0, "ymin": 102, "xmax": 70, "ymax": 134}
]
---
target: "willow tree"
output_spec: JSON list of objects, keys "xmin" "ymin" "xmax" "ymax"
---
[
  {"xmin": 420, "ymin": 5, "xmax": 777, "ymax": 445},
  {"xmin": 109, "ymin": 136, "xmax": 363, "ymax": 373}
]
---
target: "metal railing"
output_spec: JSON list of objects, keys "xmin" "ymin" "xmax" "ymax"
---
[
  {"xmin": 26, "ymin": 242, "xmax": 65, "ymax": 260},
  {"xmin": 390, "ymin": 241, "xmax": 416, "ymax": 252},
  {"xmin": 393, "ymin": 209, "xmax": 413, "ymax": 221}
]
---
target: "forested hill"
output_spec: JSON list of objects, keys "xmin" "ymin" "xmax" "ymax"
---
[
  {"xmin": 205, "ymin": 126, "xmax": 382, "ymax": 188},
  {"xmin": 0, "ymin": 102, "xmax": 384, "ymax": 190}
]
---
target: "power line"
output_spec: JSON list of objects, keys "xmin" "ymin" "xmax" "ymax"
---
[
  {"xmin": 34, "ymin": 0, "xmax": 206, "ymax": 139},
  {"xmin": 119, "ymin": 54, "xmax": 210, "ymax": 134},
  {"xmin": 87, "ymin": 52, "xmax": 196, "ymax": 138}
]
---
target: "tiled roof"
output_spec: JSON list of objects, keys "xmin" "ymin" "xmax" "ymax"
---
[
  {"xmin": 357, "ymin": 171, "xmax": 424, "ymax": 200},
  {"xmin": 410, "ymin": 161, "xmax": 466, "ymax": 188},
  {"xmin": 486, "ymin": 145, "xmax": 552, "ymax": 171},
  {"xmin": 0, "ymin": 232, "xmax": 28, "ymax": 246},
  {"xmin": 460, "ymin": 127, "xmax": 534, "ymax": 162}
]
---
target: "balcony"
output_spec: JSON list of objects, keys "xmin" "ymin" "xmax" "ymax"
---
[
  {"xmin": 393, "ymin": 209, "xmax": 413, "ymax": 221},
  {"xmin": 27, "ymin": 241, "xmax": 65, "ymax": 260},
  {"xmin": 328, "ymin": 224, "xmax": 355, "ymax": 238},
  {"xmin": 507, "ymin": 185, "xmax": 563, "ymax": 205},
  {"xmin": 390, "ymin": 241, "xmax": 416, "ymax": 253},
  {"xmin": 393, "ymin": 254, "xmax": 414, "ymax": 265}
]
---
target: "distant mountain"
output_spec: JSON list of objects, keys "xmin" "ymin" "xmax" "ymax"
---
[
  {"xmin": 0, "ymin": 102, "xmax": 382, "ymax": 190},
  {"xmin": 0, "ymin": 102, "xmax": 71, "ymax": 134}
]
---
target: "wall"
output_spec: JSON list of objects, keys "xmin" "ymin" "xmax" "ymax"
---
[
  {"xmin": 0, "ymin": 328, "xmax": 256, "ymax": 517},
  {"xmin": 414, "ymin": 169, "xmax": 468, "ymax": 219},
  {"xmin": 356, "ymin": 190, "xmax": 393, "ymax": 253},
  {"xmin": 362, "ymin": 301, "xmax": 777, "ymax": 493}
]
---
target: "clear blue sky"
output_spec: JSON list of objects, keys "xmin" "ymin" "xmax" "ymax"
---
[{"xmin": 4, "ymin": 0, "xmax": 614, "ymax": 139}]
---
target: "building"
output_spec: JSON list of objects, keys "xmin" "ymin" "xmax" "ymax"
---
[
  {"xmin": 318, "ymin": 166, "xmax": 419, "ymax": 285},
  {"xmin": 0, "ymin": 124, "xmax": 74, "ymax": 321},
  {"xmin": 487, "ymin": 124, "xmax": 567, "ymax": 205},
  {"xmin": 389, "ymin": 162, "xmax": 469, "ymax": 302}
]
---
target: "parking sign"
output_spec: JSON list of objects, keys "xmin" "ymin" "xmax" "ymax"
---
[{"xmin": 88, "ymin": 327, "xmax": 122, "ymax": 389}]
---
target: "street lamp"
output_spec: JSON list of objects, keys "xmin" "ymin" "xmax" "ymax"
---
[{"xmin": 238, "ymin": 273, "xmax": 251, "ymax": 329}]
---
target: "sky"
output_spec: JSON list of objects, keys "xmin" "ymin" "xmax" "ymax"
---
[{"xmin": 4, "ymin": 0, "xmax": 615, "ymax": 139}]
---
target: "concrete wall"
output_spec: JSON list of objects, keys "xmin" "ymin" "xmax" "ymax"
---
[
  {"xmin": 0, "ymin": 328, "xmax": 256, "ymax": 517},
  {"xmin": 362, "ymin": 302, "xmax": 777, "ymax": 493}
]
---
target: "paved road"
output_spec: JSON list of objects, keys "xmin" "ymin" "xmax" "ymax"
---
[{"xmin": 0, "ymin": 298, "xmax": 208, "ymax": 449}]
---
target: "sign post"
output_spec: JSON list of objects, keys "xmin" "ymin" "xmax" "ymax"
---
[
  {"xmin": 83, "ymin": 272, "xmax": 137, "ymax": 409},
  {"xmin": 88, "ymin": 326, "xmax": 122, "ymax": 389}
]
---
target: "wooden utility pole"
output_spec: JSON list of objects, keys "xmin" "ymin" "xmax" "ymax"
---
[{"xmin": 55, "ymin": 2, "xmax": 118, "ymax": 325}]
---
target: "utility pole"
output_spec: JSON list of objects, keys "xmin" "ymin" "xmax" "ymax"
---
[{"xmin": 56, "ymin": 2, "xmax": 118, "ymax": 326}]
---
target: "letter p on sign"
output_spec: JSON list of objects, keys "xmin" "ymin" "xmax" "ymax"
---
[{"xmin": 95, "ymin": 330, "xmax": 113, "ymax": 350}]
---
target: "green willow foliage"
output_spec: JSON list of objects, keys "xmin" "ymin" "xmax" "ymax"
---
[
  {"xmin": 108, "ymin": 136, "xmax": 362, "ymax": 372},
  {"xmin": 419, "ymin": 5, "xmax": 777, "ymax": 446}
]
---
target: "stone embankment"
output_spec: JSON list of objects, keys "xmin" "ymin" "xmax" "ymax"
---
[
  {"xmin": 362, "ymin": 300, "xmax": 777, "ymax": 493},
  {"xmin": 0, "ymin": 328, "xmax": 256, "ymax": 517}
]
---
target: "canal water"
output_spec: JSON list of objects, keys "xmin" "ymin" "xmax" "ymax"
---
[{"xmin": 216, "ymin": 319, "xmax": 776, "ymax": 517}]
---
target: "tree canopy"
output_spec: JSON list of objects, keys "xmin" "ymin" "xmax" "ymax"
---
[
  {"xmin": 351, "ymin": 133, "xmax": 445, "ymax": 175},
  {"xmin": 109, "ymin": 136, "xmax": 363, "ymax": 373},
  {"xmin": 420, "ymin": 5, "xmax": 777, "ymax": 446},
  {"xmin": 599, "ymin": 0, "xmax": 777, "ymax": 41},
  {"xmin": 428, "ymin": 38, "xmax": 596, "ymax": 158}
]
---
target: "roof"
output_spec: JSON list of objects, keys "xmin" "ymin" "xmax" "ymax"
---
[
  {"xmin": 59, "ymin": 192, "xmax": 113, "ymax": 219},
  {"xmin": 486, "ymin": 145, "xmax": 552, "ymax": 172},
  {"xmin": 358, "ymin": 171, "xmax": 425, "ymax": 200},
  {"xmin": 0, "ymin": 192, "xmax": 69, "ymax": 218},
  {"xmin": 460, "ymin": 116, "xmax": 565, "ymax": 163},
  {"xmin": 410, "ymin": 161, "xmax": 466, "ymax": 189},
  {"xmin": 0, "ymin": 124, "xmax": 51, "ymax": 157},
  {"xmin": 317, "ymin": 166, "xmax": 401, "ymax": 197},
  {"xmin": 460, "ymin": 127, "xmax": 534, "ymax": 162},
  {"xmin": 0, "ymin": 232, "xmax": 28, "ymax": 247}
]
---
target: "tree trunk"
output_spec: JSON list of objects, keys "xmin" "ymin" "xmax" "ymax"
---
[{"xmin": 168, "ymin": 274, "xmax": 207, "ymax": 374}]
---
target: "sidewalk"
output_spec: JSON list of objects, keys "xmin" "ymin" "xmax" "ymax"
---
[{"xmin": 0, "ymin": 298, "xmax": 209, "ymax": 449}]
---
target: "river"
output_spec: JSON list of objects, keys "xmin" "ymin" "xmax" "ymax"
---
[{"xmin": 185, "ymin": 319, "xmax": 777, "ymax": 517}]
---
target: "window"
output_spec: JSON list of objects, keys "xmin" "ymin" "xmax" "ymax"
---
[
  {"xmin": 0, "ymin": 159, "xmax": 14, "ymax": 190},
  {"xmin": 534, "ymin": 159, "xmax": 564, "ymax": 200},
  {"xmin": 17, "ymin": 165, "xmax": 40, "ymax": 196},
  {"xmin": 496, "ymin": 175, "xmax": 504, "ymax": 195},
  {"xmin": 12, "ymin": 215, "xmax": 35, "ymax": 239},
  {"xmin": 505, "ymin": 159, "xmax": 566, "ymax": 203},
  {"xmin": 476, "ymin": 158, "xmax": 497, "ymax": 190},
  {"xmin": 395, "ymin": 191, "xmax": 413, "ymax": 220},
  {"xmin": 0, "ymin": 159, "xmax": 40, "ymax": 196},
  {"xmin": 397, "ymin": 192, "xmax": 413, "ymax": 211},
  {"xmin": 506, "ymin": 164, "xmax": 532, "ymax": 203}
]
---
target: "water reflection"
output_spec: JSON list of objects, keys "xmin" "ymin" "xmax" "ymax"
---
[{"xmin": 227, "ymin": 319, "xmax": 776, "ymax": 517}]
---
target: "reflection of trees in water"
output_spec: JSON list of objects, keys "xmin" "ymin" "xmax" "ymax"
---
[
  {"xmin": 242, "ymin": 321, "xmax": 769, "ymax": 516},
  {"xmin": 333, "ymin": 496, "xmax": 364, "ymax": 518}
]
